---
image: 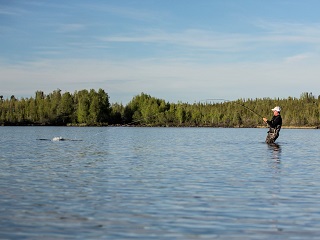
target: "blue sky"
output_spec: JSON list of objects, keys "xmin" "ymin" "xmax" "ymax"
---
[{"xmin": 1, "ymin": 0, "xmax": 320, "ymax": 104}]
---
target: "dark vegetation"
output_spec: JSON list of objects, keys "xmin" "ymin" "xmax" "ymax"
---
[{"xmin": 0, "ymin": 90, "xmax": 319, "ymax": 128}]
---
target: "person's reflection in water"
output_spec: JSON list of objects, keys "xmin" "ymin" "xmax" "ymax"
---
[
  {"xmin": 267, "ymin": 142, "xmax": 283, "ymax": 232},
  {"xmin": 268, "ymin": 143, "xmax": 281, "ymax": 162}
]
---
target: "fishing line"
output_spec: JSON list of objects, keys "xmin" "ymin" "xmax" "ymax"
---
[
  {"xmin": 125, "ymin": 111, "xmax": 165, "ymax": 125},
  {"xmin": 124, "ymin": 98, "xmax": 266, "ymax": 125},
  {"xmin": 202, "ymin": 98, "xmax": 264, "ymax": 119},
  {"xmin": 91, "ymin": 131, "xmax": 106, "ymax": 136}
]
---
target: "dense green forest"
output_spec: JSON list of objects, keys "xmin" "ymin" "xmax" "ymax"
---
[{"xmin": 0, "ymin": 89, "xmax": 319, "ymax": 128}]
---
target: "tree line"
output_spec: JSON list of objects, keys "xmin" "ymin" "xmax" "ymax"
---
[{"xmin": 0, "ymin": 90, "xmax": 319, "ymax": 127}]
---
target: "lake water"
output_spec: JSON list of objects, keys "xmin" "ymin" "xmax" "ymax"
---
[{"xmin": 1, "ymin": 126, "xmax": 320, "ymax": 239}]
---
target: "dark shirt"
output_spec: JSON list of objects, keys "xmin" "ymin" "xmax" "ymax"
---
[{"xmin": 267, "ymin": 115, "xmax": 282, "ymax": 129}]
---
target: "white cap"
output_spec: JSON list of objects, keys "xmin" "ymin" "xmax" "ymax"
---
[{"xmin": 271, "ymin": 106, "xmax": 281, "ymax": 112}]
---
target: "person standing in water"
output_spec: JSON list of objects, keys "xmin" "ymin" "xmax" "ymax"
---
[{"xmin": 263, "ymin": 106, "xmax": 282, "ymax": 144}]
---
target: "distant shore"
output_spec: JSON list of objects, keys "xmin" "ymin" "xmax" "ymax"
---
[{"xmin": 1, "ymin": 123, "xmax": 319, "ymax": 129}]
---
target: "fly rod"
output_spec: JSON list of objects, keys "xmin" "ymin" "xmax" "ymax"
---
[{"xmin": 202, "ymin": 99, "xmax": 264, "ymax": 119}]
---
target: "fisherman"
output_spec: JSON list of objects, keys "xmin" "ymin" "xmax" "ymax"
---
[{"xmin": 263, "ymin": 106, "xmax": 282, "ymax": 144}]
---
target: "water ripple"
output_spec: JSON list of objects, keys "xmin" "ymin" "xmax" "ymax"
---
[{"xmin": 1, "ymin": 127, "xmax": 320, "ymax": 239}]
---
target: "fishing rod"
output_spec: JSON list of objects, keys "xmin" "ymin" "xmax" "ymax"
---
[
  {"xmin": 202, "ymin": 98, "xmax": 264, "ymax": 119},
  {"xmin": 123, "ymin": 98, "xmax": 266, "ymax": 126}
]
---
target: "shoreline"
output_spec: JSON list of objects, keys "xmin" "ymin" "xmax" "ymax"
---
[{"xmin": 1, "ymin": 123, "xmax": 319, "ymax": 129}]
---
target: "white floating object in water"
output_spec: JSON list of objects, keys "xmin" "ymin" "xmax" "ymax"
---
[{"xmin": 52, "ymin": 136, "xmax": 64, "ymax": 141}]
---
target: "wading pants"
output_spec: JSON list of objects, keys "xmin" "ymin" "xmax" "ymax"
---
[{"xmin": 265, "ymin": 128, "xmax": 280, "ymax": 144}]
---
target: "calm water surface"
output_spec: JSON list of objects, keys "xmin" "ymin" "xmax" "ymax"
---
[{"xmin": 1, "ymin": 127, "xmax": 320, "ymax": 239}]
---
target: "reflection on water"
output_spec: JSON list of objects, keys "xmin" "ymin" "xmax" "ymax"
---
[
  {"xmin": 1, "ymin": 127, "xmax": 320, "ymax": 239},
  {"xmin": 268, "ymin": 143, "xmax": 281, "ymax": 162}
]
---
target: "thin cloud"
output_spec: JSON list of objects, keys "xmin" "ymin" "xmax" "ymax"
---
[
  {"xmin": 0, "ymin": 6, "xmax": 28, "ymax": 16},
  {"xmin": 100, "ymin": 29, "xmax": 252, "ymax": 53},
  {"xmin": 284, "ymin": 54, "xmax": 310, "ymax": 63},
  {"xmin": 1, "ymin": 57, "xmax": 320, "ymax": 102},
  {"xmin": 82, "ymin": 3, "xmax": 162, "ymax": 22},
  {"xmin": 254, "ymin": 20, "xmax": 320, "ymax": 40},
  {"xmin": 56, "ymin": 23, "xmax": 86, "ymax": 33},
  {"xmin": 100, "ymin": 23, "xmax": 320, "ymax": 54}
]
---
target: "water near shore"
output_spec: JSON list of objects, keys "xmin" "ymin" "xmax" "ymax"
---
[{"xmin": 1, "ymin": 127, "xmax": 320, "ymax": 239}]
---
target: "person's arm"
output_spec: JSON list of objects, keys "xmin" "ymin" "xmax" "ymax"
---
[
  {"xmin": 265, "ymin": 116, "xmax": 281, "ymax": 128},
  {"xmin": 262, "ymin": 117, "xmax": 274, "ymax": 127}
]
